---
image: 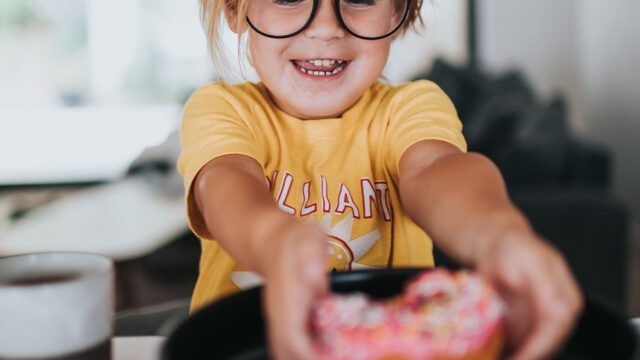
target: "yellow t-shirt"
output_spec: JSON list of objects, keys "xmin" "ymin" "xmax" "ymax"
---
[{"xmin": 177, "ymin": 80, "xmax": 467, "ymax": 312}]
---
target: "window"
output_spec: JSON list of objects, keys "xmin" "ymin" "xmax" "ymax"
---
[{"xmin": 0, "ymin": 0, "xmax": 216, "ymax": 184}]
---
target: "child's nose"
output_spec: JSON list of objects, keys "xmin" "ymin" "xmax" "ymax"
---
[{"xmin": 303, "ymin": 0, "xmax": 346, "ymax": 40}]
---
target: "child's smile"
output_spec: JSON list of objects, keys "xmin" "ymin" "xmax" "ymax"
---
[
  {"xmin": 247, "ymin": 0, "xmax": 393, "ymax": 120},
  {"xmin": 291, "ymin": 59, "xmax": 349, "ymax": 77}
]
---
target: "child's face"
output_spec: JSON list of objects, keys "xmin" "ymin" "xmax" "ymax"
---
[{"xmin": 247, "ymin": 0, "xmax": 394, "ymax": 119}]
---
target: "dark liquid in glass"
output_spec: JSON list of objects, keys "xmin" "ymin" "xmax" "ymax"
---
[
  {"xmin": 0, "ymin": 338, "xmax": 111, "ymax": 360},
  {"xmin": 0, "ymin": 273, "xmax": 80, "ymax": 286}
]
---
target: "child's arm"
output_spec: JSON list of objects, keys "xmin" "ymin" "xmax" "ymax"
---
[
  {"xmin": 193, "ymin": 154, "xmax": 327, "ymax": 360},
  {"xmin": 398, "ymin": 140, "xmax": 584, "ymax": 360}
]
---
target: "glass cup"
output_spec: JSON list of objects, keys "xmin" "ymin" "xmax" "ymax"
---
[{"xmin": 0, "ymin": 252, "xmax": 114, "ymax": 360}]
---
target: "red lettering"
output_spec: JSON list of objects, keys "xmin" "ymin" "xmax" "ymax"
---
[
  {"xmin": 361, "ymin": 178, "xmax": 376, "ymax": 219},
  {"xmin": 321, "ymin": 175, "xmax": 330, "ymax": 213},
  {"xmin": 335, "ymin": 183, "xmax": 360, "ymax": 218},
  {"xmin": 375, "ymin": 181, "xmax": 392, "ymax": 221},
  {"xmin": 300, "ymin": 181, "xmax": 317, "ymax": 216},
  {"xmin": 276, "ymin": 171, "xmax": 295, "ymax": 215}
]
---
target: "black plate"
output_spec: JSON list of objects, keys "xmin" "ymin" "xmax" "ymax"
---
[{"xmin": 162, "ymin": 268, "xmax": 638, "ymax": 360}]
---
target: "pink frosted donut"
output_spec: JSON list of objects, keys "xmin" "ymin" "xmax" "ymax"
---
[{"xmin": 310, "ymin": 269, "xmax": 505, "ymax": 360}]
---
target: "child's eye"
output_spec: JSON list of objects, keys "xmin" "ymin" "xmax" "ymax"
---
[
  {"xmin": 273, "ymin": 0, "xmax": 305, "ymax": 5},
  {"xmin": 343, "ymin": 0, "xmax": 376, "ymax": 6}
]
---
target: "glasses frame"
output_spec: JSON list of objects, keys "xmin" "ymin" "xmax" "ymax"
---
[{"xmin": 246, "ymin": 0, "xmax": 411, "ymax": 40}]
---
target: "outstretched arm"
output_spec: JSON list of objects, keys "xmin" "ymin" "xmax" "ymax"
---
[
  {"xmin": 194, "ymin": 154, "xmax": 327, "ymax": 360},
  {"xmin": 398, "ymin": 139, "xmax": 584, "ymax": 360}
]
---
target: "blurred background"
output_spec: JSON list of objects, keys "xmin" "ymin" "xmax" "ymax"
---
[{"xmin": 0, "ymin": 0, "xmax": 638, "ymax": 336}]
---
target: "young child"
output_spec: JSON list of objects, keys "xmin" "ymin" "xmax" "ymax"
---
[{"xmin": 178, "ymin": 0, "xmax": 583, "ymax": 358}]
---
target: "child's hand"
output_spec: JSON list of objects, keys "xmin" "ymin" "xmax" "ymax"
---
[
  {"xmin": 398, "ymin": 146, "xmax": 583, "ymax": 359},
  {"xmin": 260, "ymin": 221, "xmax": 328, "ymax": 360},
  {"xmin": 475, "ymin": 230, "xmax": 584, "ymax": 360}
]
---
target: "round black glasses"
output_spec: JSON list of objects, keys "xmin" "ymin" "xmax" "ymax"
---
[{"xmin": 246, "ymin": 0, "xmax": 411, "ymax": 40}]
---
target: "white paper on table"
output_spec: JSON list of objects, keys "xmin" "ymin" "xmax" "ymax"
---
[{"xmin": 0, "ymin": 176, "xmax": 188, "ymax": 261}]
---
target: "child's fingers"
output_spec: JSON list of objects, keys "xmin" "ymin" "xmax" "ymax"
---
[
  {"xmin": 508, "ymin": 246, "xmax": 583, "ymax": 360},
  {"xmin": 264, "ymin": 225, "xmax": 329, "ymax": 360},
  {"xmin": 508, "ymin": 285, "xmax": 578, "ymax": 360},
  {"xmin": 265, "ymin": 275, "xmax": 323, "ymax": 360},
  {"xmin": 267, "ymin": 299, "xmax": 318, "ymax": 360},
  {"xmin": 508, "ymin": 311, "xmax": 572, "ymax": 360},
  {"xmin": 481, "ymin": 237, "xmax": 583, "ymax": 360},
  {"xmin": 270, "ymin": 328, "xmax": 321, "ymax": 360},
  {"xmin": 298, "ymin": 226, "xmax": 330, "ymax": 292}
]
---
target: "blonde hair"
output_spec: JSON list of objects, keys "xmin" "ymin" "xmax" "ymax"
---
[{"xmin": 200, "ymin": 0, "xmax": 425, "ymax": 79}]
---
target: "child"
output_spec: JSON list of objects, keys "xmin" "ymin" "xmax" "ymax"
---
[{"xmin": 178, "ymin": 0, "xmax": 583, "ymax": 358}]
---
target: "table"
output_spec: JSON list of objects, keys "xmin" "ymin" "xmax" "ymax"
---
[
  {"xmin": 0, "ymin": 177, "xmax": 187, "ymax": 261},
  {"xmin": 113, "ymin": 320, "xmax": 640, "ymax": 359},
  {"xmin": 113, "ymin": 336, "xmax": 166, "ymax": 360},
  {"xmin": 0, "ymin": 177, "xmax": 193, "ymax": 310}
]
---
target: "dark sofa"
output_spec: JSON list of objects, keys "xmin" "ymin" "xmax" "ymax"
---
[{"xmin": 419, "ymin": 59, "xmax": 629, "ymax": 313}]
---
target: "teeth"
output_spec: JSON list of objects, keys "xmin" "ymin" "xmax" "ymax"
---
[
  {"xmin": 295, "ymin": 61, "xmax": 347, "ymax": 76},
  {"xmin": 309, "ymin": 59, "xmax": 340, "ymax": 66}
]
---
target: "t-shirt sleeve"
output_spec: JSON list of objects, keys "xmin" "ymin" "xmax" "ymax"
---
[
  {"xmin": 384, "ymin": 80, "xmax": 467, "ymax": 179},
  {"xmin": 177, "ymin": 83, "xmax": 264, "ymax": 240}
]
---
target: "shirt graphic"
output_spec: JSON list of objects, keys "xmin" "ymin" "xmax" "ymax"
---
[{"xmin": 230, "ymin": 171, "xmax": 390, "ymax": 290}]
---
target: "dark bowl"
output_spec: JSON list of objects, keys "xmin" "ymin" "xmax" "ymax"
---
[{"xmin": 162, "ymin": 268, "xmax": 638, "ymax": 360}]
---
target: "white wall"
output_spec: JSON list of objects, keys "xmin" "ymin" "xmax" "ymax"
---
[
  {"xmin": 87, "ymin": 0, "xmax": 141, "ymax": 104},
  {"xmin": 385, "ymin": 0, "xmax": 467, "ymax": 84},
  {"xmin": 580, "ymin": 2, "xmax": 640, "ymax": 229},
  {"xmin": 477, "ymin": 0, "xmax": 640, "ymax": 226},
  {"xmin": 477, "ymin": 0, "xmax": 583, "ymax": 129}
]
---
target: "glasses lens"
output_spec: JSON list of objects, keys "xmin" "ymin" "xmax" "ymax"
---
[
  {"xmin": 247, "ymin": 0, "xmax": 314, "ymax": 37},
  {"xmin": 339, "ymin": 0, "xmax": 407, "ymax": 38}
]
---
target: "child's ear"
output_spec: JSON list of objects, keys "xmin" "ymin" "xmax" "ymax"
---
[{"xmin": 224, "ymin": 0, "xmax": 239, "ymax": 33}]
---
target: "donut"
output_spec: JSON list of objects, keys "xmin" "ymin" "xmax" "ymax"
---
[{"xmin": 310, "ymin": 269, "xmax": 505, "ymax": 360}]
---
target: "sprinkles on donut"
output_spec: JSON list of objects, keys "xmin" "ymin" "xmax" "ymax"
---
[{"xmin": 310, "ymin": 269, "xmax": 506, "ymax": 360}]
